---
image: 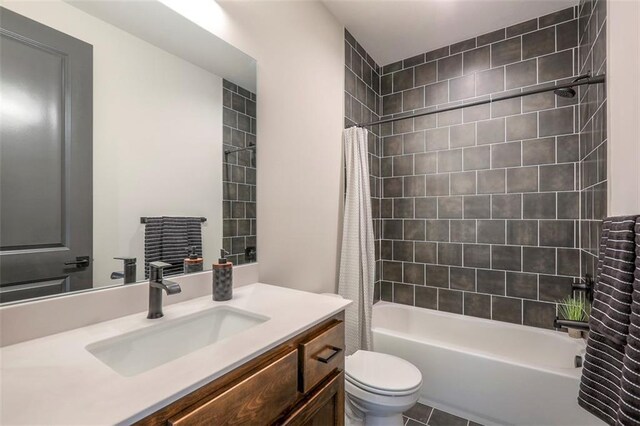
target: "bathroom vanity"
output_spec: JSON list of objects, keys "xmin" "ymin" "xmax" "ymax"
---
[{"xmin": 0, "ymin": 283, "xmax": 350, "ymax": 425}]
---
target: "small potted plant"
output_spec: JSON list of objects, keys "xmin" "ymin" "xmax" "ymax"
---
[{"xmin": 557, "ymin": 296, "xmax": 591, "ymax": 338}]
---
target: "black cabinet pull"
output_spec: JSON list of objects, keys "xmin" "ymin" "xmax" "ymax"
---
[
  {"xmin": 64, "ymin": 256, "xmax": 90, "ymax": 268},
  {"xmin": 315, "ymin": 346, "xmax": 342, "ymax": 364}
]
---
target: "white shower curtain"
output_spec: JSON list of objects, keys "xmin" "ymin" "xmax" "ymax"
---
[{"xmin": 338, "ymin": 126, "xmax": 376, "ymax": 355}]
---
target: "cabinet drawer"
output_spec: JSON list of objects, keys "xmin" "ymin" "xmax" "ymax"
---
[
  {"xmin": 169, "ymin": 349, "xmax": 298, "ymax": 426},
  {"xmin": 299, "ymin": 320, "xmax": 344, "ymax": 393}
]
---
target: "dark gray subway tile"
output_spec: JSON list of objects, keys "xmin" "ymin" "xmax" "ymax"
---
[
  {"xmin": 477, "ymin": 118, "xmax": 505, "ymax": 145},
  {"xmin": 383, "ymin": 219, "xmax": 403, "ymax": 239},
  {"xmin": 450, "ymin": 171, "xmax": 477, "ymax": 195},
  {"xmin": 415, "ymin": 152, "xmax": 437, "ymax": 174},
  {"xmin": 381, "ymin": 73, "xmax": 392, "ymax": 96},
  {"xmin": 557, "ymin": 134, "xmax": 580, "ymax": 163},
  {"xmin": 451, "ymin": 37, "xmax": 477, "ymax": 54},
  {"xmin": 425, "ymin": 174, "xmax": 450, "ymax": 196},
  {"xmin": 393, "ymin": 155, "xmax": 414, "ymax": 176},
  {"xmin": 437, "ymin": 149, "xmax": 463, "ymax": 173},
  {"xmin": 464, "ymin": 102, "xmax": 491, "ymax": 123},
  {"xmin": 539, "ymin": 220, "xmax": 575, "ymax": 247},
  {"xmin": 415, "ymin": 241, "xmax": 438, "ymax": 263},
  {"xmin": 383, "ymin": 93, "xmax": 403, "ymax": 115},
  {"xmin": 476, "ymin": 68, "xmax": 505, "ymax": 95},
  {"xmin": 507, "ymin": 18, "xmax": 538, "ymax": 38},
  {"xmin": 394, "ymin": 283, "xmax": 414, "ymax": 305},
  {"xmin": 523, "ymin": 300, "xmax": 556, "ymax": 329},
  {"xmin": 464, "ymin": 244, "xmax": 491, "ymax": 268},
  {"xmin": 437, "ymin": 109, "xmax": 463, "ymax": 127},
  {"xmin": 507, "ymin": 220, "xmax": 538, "ymax": 245},
  {"xmin": 425, "ymin": 219, "xmax": 450, "ymax": 241},
  {"xmin": 415, "ymin": 62, "xmax": 437, "ymax": 86},
  {"xmin": 451, "ymin": 220, "xmax": 477, "ymax": 243},
  {"xmin": 492, "ymin": 245, "xmax": 522, "ymax": 271},
  {"xmin": 477, "ymin": 269, "xmax": 506, "ymax": 295},
  {"xmin": 404, "ymin": 263, "xmax": 425, "ymax": 285},
  {"xmin": 557, "ymin": 248, "xmax": 580, "ymax": 276},
  {"xmin": 492, "ymin": 95, "xmax": 521, "ymax": 118},
  {"xmin": 380, "ymin": 281, "xmax": 393, "ymax": 302},
  {"xmin": 538, "ymin": 50, "xmax": 574, "ymax": 82},
  {"xmin": 506, "ymin": 272, "xmax": 538, "ymax": 299},
  {"xmin": 403, "ymin": 131, "xmax": 426, "ymax": 154},
  {"xmin": 425, "ymin": 127, "xmax": 449, "ymax": 152},
  {"xmin": 415, "ymin": 286, "xmax": 438, "ymax": 309},
  {"xmin": 492, "ymin": 194, "xmax": 522, "ymax": 219},
  {"xmin": 383, "ymin": 177, "xmax": 403, "ymax": 197},
  {"xmin": 438, "ymin": 197, "xmax": 463, "ymax": 219},
  {"xmin": 393, "ymin": 240, "xmax": 414, "ymax": 261},
  {"xmin": 426, "ymin": 46, "xmax": 450, "ymax": 62},
  {"xmin": 477, "ymin": 169, "xmax": 506, "ymax": 194},
  {"xmin": 492, "ymin": 142, "xmax": 522, "ymax": 168},
  {"xmin": 393, "ymin": 68, "xmax": 414, "ymax": 92},
  {"xmin": 438, "ymin": 54, "xmax": 463, "ymax": 81},
  {"xmin": 464, "ymin": 195, "xmax": 491, "ymax": 219},
  {"xmin": 523, "ymin": 91, "xmax": 556, "ymax": 113},
  {"xmin": 393, "ymin": 198, "xmax": 414, "ymax": 219},
  {"xmin": 522, "ymin": 137, "xmax": 555, "ymax": 165},
  {"xmin": 404, "ymin": 175, "xmax": 426, "ymax": 196},
  {"xmin": 451, "ymin": 267, "xmax": 476, "ymax": 291},
  {"xmin": 523, "ymin": 247, "xmax": 556, "ymax": 274},
  {"xmin": 382, "ymin": 60, "xmax": 403, "ymax": 75},
  {"xmin": 540, "ymin": 163, "xmax": 575, "ymax": 191},
  {"xmin": 450, "ymin": 123, "xmax": 476, "ymax": 148},
  {"xmin": 477, "ymin": 28, "xmax": 506, "ymax": 46},
  {"xmin": 522, "ymin": 27, "xmax": 556, "ymax": 59},
  {"xmin": 507, "ymin": 167, "xmax": 539, "ymax": 193},
  {"xmin": 450, "ymin": 74, "xmax": 476, "ymax": 101},
  {"xmin": 464, "ymin": 292, "xmax": 491, "ymax": 319},
  {"xmin": 557, "ymin": 19, "xmax": 578, "ymax": 51},
  {"xmin": 438, "ymin": 289, "xmax": 463, "ymax": 313},
  {"xmin": 463, "ymin": 46, "xmax": 490, "ymax": 75},
  {"xmin": 478, "ymin": 220, "xmax": 506, "ymax": 244},
  {"xmin": 438, "ymin": 243, "xmax": 463, "ymax": 266},
  {"xmin": 539, "ymin": 274, "xmax": 573, "ymax": 301},
  {"xmin": 463, "ymin": 146, "xmax": 491, "ymax": 170},
  {"xmin": 539, "ymin": 106, "xmax": 574, "ymax": 137},
  {"xmin": 415, "ymin": 197, "xmax": 438, "ymax": 218},
  {"xmin": 427, "ymin": 265, "xmax": 450, "ymax": 288},
  {"xmin": 491, "ymin": 37, "xmax": 521, "ymax": 67},
  {"xmin": 558, "ymin": 191, "xmax": 580, "ymax": 219},
  {"xmin": 523, "ymin": 193, "xmax": 556, "ymax": 219},
  {"xmin": 539, "ymin": 7, "xmax": 575, "ymax": 27},
  {"xmin": 506, "ymin": 112, "xmax": 538, "ymax": 141},
  {"xmin": 404, "ymin": 53, "xmax": 425, "ymax": 68},
  {"xmin": 383, "ymin": 261, "xmax": 403, "ymax": 281},
  {"xmin": 403, "ymin": 87, "xmax": 425, "ymax": 111},
  {"xmin": 492, "ymin": 296, "xmax": 523, "ymax": 324}
]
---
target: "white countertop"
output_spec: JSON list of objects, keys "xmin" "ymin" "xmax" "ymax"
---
[{"xmin": 0, "ymin": 283, "xmax": 351, "ymax": 425}]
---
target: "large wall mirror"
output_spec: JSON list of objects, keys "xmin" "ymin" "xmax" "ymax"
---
[{"xmin": 0, "ymin": 0, "xmax": 257, "ymax": 304}]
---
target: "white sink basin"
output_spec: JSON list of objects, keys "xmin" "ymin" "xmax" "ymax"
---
[{"xmin": 86, "ymin": 306, "xmax": 269, "ymax": 377}]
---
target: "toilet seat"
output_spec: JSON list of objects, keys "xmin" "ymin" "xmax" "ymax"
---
[{"xmin": 345, "ymin": 351, "xmax": 423, "ymax": 397}]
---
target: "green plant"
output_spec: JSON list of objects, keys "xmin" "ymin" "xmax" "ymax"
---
[{"xmin": 558, "ymin": 296, "xmax": 591, "ymax": 321}]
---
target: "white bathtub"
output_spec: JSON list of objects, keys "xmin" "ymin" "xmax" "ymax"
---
[{"xmin": 372, "ymin": 302, "xmax": 605, "ymax": 426}]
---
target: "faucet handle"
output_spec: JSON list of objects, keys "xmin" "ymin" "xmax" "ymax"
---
[
  {"xmin": 115, "ymin": 256, "xmax": 136, "ymax": 264},
  {"xmin": 149, "ymin": 261, "xmax": 172, "ymax": 269}
]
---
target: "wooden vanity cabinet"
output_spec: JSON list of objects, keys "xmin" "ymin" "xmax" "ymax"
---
[{"xmin": 136, "ymin": 313, "xmax": 345, "ymax": 426}]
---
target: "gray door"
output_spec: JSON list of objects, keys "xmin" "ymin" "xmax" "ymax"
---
[{"xmin": 0, "ymin": 7, "xmax": 93, "ymax": 303}]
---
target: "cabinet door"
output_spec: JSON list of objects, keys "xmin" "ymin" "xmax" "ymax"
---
[{"xmin": 279, "ymin": 371, "xmax": 344, "ymax": 426}]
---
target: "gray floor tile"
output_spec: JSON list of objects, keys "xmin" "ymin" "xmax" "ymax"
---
[
  {"xmin": 428, "ymin": 409, "xmax": 468, "ymax": 426},
  {"xmin": 404, "ymin": 402, "xmax": 433, "ymax": 423}
]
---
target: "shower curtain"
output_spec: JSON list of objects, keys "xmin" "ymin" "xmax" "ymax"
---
[{"xmin": 338, "ymin": 127, "xmax": 376, "ymax": 355}]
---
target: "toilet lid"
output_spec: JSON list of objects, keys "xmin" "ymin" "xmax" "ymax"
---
[{"xmin": 345, "ymin": 351, "xmax": 422, "ymax": 395}]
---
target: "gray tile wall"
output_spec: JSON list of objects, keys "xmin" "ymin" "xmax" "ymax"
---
[
  {"xmin": 344, "ymin": 30, "xmax": 384, "ymax": 295},
  {"xmin": 578, "ymin": 0, "xmax": 607, "ymax": 279},
  {"xmin": 223, "ymin": 79, "xmax": 257, "ymax": 265},
  {"xmin": 375, "ymin": 7, "xmax": 586, "ymax": 329}
]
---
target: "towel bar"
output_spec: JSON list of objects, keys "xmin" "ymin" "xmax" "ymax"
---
[{"xmin": 140, "ymin": 217, "xmax": 207, "ymax": 224}]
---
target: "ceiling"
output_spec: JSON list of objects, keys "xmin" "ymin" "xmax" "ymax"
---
[{"xmin": 322, "ymin": 0, "xmax": 578, "ymax": 66}]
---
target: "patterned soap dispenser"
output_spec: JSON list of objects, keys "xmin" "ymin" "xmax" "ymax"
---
[{"xmin": 212, "ymin": 249, "xmax": 233, "ymax": 301}]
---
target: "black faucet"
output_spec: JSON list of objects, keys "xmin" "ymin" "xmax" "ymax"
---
[
  {"xmin": 147, "ymin": 262, "xmax": 181, "ymax": 319},
  {"xmin": 111, "ymin": 257, "xmax": 137, "ymax": 284}
]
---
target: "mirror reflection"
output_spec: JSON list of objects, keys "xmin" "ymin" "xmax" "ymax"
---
[{"xmin": 0, "ymin": 1, "xmax": 257, "ymax": 304}]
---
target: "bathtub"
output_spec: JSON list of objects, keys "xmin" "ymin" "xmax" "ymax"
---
[{"xmin": 372, "ymin": 302, "xmax": 605, "ymax": 426}]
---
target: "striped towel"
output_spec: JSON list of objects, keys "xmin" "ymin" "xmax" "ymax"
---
[
  {"xmin": 579, "ymin": 216, "xmax": 640, "ymax": 425},
  {"xmin": 144, "ymin": 216, "xmax": 203, "ymax": 278}
]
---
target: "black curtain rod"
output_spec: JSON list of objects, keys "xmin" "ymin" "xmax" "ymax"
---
[
  {"xmin": 140, "ymin": 217, "xmax": 207, "ymax": 224},
  {"xmin": 356, "ymin": 74, "xmax": 606, "ymax": 128}
]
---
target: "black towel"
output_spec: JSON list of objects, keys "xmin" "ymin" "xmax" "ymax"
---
[
  {"xmin": 579, "ymin": 215, "xmax": 640, "ymax": 425},
  {"xmin": 144, "ymin": 216, "xmax": 203, "ymax": 278},
  {"xmin": 591, "ymin": 216, "xmax": 638, "ymax": 346},
  {"xmin": 619, "ymin": 220, "xmax": 640, "ymax": 423}
]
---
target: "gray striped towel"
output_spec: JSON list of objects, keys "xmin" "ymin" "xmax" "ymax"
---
[
  {"xmin": 144, "ymin": 216, "xmax": 203, "ymax": 278},
  {"xmin": 579, "ymin": 215, "xmax": 640, "ymax": 425}
]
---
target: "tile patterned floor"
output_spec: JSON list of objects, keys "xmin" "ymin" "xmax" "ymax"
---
[{"xmin": 403, "ymin": 402, "xmax": 483, "ymax": 426}]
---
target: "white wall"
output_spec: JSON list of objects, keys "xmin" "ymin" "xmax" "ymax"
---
[
  {"xmin": 164, "ymin": 1, "xmax": 346, "ymax": 294},
  {"xmin": 607, "ymin": 0, "xmax": 640, "ymax": 215},
  {"xmin": 2, "ymin": 0, "xmax": 224, "ymax": 285}
]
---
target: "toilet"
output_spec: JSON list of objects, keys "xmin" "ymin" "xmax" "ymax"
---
[{"xmin": 344, "ymin": 350, "xmax": 423, "ymax": 426}]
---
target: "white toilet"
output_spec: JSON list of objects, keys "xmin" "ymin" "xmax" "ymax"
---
[{"xmin": 344, "ymin": 350, "xmax": 423, "ymax": 426}]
